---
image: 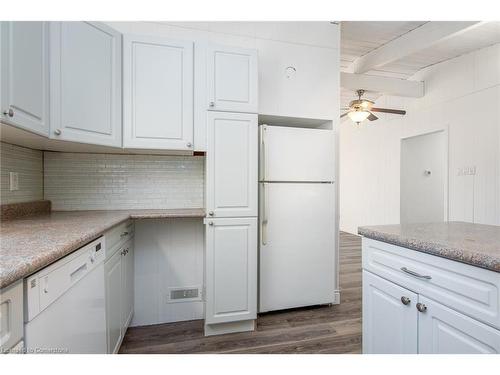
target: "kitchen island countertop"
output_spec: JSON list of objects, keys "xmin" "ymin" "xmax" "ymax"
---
[{"xmin": 358, "ymin": 221, "xmax": 500, "ymax": 273}]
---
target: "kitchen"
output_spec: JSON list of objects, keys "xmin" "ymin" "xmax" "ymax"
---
[{"xmin": 1, "ymin": 7, "xmax": 500, "ymax": 369}]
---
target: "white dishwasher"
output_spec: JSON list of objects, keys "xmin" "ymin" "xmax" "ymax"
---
[{"xmin": 25, "ymin": 237, "xmax": 106, "ymax": 354}]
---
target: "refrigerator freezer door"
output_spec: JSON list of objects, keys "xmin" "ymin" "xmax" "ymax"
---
[
  {"xmin": 260, "ymin": 125, "xmax": 335, "ymax": 182},
  {"xmin": 259, "ymin": 182, "xmax": 337, "ymax": 312}
]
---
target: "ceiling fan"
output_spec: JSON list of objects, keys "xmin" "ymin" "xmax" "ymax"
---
[{"xmin": 341, "ymin": 89, "xmax": 406, "ymax": 124}]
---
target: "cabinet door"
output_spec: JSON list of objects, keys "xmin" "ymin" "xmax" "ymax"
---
[
  {"xmin": 362, "ymin": 271, "xmax": 418, "ymax": 354},
  {"xmin": 1, "ymin": 22, "xmax": 49, "ymax": 136},
  {"xmin": 206, "ymin": 112, "xmax": 258, "ymax": 218},
  {"xmin": 105, "ymin": 249, "xmax": 122, "ymax": 354},
  {"xmin": 206, "ymin": 44, "xmax": 258, "ymax": 113},
  {"xmin": 50, "ymin": 22, "xmax": 122, "ymax": 147},
  {"xmin": 123, "ymin": 35, "xmax": 193, "ymax": 150},
  {"xmin": 121, "ymin": 240, "xmax": 134, "ymax": 331},
  {"xmin": 418, "ymin": 296, "xmax": 500, "ymax": 354},
  {"xmin": 205, "ymin": 217, "xmax": 257, "ymax": 324}
]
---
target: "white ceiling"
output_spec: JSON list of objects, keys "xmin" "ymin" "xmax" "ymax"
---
[{"xmin": 340, "ymin": 21, "xmax": 500, "ymax": 106}]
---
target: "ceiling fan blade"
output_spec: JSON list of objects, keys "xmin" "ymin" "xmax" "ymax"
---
[
  {"xmin": 367, "ymin": 112, "xmax": 378, "ymax": 121},
  {"xmin": 340, "ymin": 112, "xmax": 349, "ymax": 118},
  {"xmin": 371, "ymin": 107, "xmax": 406, "ymax": 115}
]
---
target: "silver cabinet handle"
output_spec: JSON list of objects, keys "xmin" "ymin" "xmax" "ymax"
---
[
  {"xmin": 416, "ymin": 302, "xmax": 427, "ymax": 313},
  {"xmin": 261, "ymin": 183, "xmax": 268, "ymax": 245},
  {"xmin": 208, "ymin": 221, "xmax": 214, "ymax": 226},
  {"xmin": 208, "ymin": 211, "xmax": 214, "ymax": 216},
  {"xmin": 401, "ymin": 267, "xmax": 432, "ymax": 280},
  {"xmin": 401, "ymin": 296, "xmax": 411, "ymax": 305},
  {"xmin": 3, "ymin": 108, "xmax": 14, "ymax": 117},
  {"xmin": 186, "ymin": 142, "xmax": 192, "ymax": 148},
  {"xmin": 209, "ymin": 101, "xmax": 215, "ymax": 107},
  {"xmin": 120, "ymin": 231, "xmax": 129, "ymax": 237},
  {"xmin": 54, "ymin": 129, "xmax": 62, "ymax": 135}
]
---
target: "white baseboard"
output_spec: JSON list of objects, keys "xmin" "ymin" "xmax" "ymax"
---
[{"xmin": 204, "ymin": 319, "xmax": 255, "ymax": 336}]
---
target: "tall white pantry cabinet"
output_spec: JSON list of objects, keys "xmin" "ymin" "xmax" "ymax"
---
[{"xmin": 203, "ymin": 44, "xmax": 259, "ymax": 336}]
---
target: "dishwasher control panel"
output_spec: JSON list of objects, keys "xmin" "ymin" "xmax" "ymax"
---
[{"xmin": 25, "ymin": 237, "xmax": 106, "ymax": 322}]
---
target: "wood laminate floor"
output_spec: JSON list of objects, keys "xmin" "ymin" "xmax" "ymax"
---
[{"xmin": 119, "ymin": 231, "xmax": 362, "ymax": 354}]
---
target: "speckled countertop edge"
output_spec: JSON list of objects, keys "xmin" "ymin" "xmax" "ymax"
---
[
  {"xmin": 358, "ymin": 223, "xmax": 500, "ymax": 273},
  {"xmin": 0, "ymin": 208, "xmax": 205, "ymax": 289}
]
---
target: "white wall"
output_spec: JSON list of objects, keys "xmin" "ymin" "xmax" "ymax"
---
[
  {"xmin": 0, "ymin": 142, "xmax": 43, "ymax": 204},
  {"xmin": 44, "ymin": 152, "xmax": 204, "ymax": 210},
  {"xmin": 132, "ymin": 218, "xmax": 204, "ymax": 326},
  {"xmin": 340, "ymin": 43, "xmax": 500, "ymax": 234}
]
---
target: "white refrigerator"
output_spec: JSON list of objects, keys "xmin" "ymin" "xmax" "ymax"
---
[{"xmin": 259, "ymin": 125, "xmax": 338, "ymax": 313}]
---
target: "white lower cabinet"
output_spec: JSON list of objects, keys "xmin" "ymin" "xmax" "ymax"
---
[
  {"xmin": 104, "ymin": 237, "xmax": 134, "ymax": 354},
  {"xmin": 362, "ymin": 271, "xmax": 418, "ymax": 354},
  {"xmin": 418, "ymin": 296, "xmax": 500, "ymax": 354},
  {"xmin": 204, "ymin": 217, "xmax": 257, "ymax": 326},
  {"xmin": 0, "ymin": 281, "xmax": 24, "ymax": 353},
  {"xmin": 105, "ymin": 247, "xmax": 123, "ymax": 354},
  {"xmin": 362, "ymin": 238, "xmax": 500, "ymax": 354}
]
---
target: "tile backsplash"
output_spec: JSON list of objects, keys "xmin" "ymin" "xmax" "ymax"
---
[
  {"xmin": 0, "ymin": 142, "xmax": 44, "ymax": 204},
  {"xmin": 44, "ymin": 152, "xmax": 204, "ymax": 210}
]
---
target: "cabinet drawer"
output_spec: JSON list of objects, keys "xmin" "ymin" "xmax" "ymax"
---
[
  {"xmin": 363, "ymin": 238, "xmax": 500, "ymax": 330},
  {"xmin": 105, "ymin": 221, "xmax": 134, "ymax": 257}
]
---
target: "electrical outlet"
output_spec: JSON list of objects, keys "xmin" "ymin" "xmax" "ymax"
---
[{"xmin": 9, "ymin": 172, "xmax": 19, "ymax": 191}]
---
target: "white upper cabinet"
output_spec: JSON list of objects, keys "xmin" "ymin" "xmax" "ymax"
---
[
  {"xmin": 1, "ymin": 22, "xmax": 50, "ymax": 136},
  {"xmin": 206, "ymin": 44, "xmax": 258, "ymax": 113},
  {"xmin": 49, "ymin": 22, "xmax": 122, "ymax": 147},
  {"xmin": 205, "ymin": 217, "xmax": 257, "ymax": 325},
  {"xmin": 123, "ymin": 35, "xmax": 194, "ymax": 150},
  {"xmin": 257, "ymin": 39, "xmax": 339, "ymax": 120},
  {"xmin": 206, "ymin": 111, "xmax": 258, "ymax": 218}
]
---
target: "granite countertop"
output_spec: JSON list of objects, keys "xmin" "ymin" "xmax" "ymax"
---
[
  {"xmin": 0, "ymin": 208, "xmax": 205, "ymax": 289},
  {"xmin": 358, "ymin": 221, "xmax": 500, "ymax": 273}
]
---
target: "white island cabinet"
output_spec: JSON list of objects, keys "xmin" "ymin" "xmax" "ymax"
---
[
  {"xmin": 362, "ymin": 237, "xmax": 500, "ymax": 354},
  {"xmin": 1, "ymin": 21, "xmax": 50, "ymax": 136}
]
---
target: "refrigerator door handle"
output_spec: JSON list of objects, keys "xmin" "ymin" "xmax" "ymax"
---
[
  {"xmin": 260, "ymin": 125, "xmax": 266, "ymax": 181},
  {"xmin": 261, "ymin": 183, "xmax": 268, "ymax": 245}
]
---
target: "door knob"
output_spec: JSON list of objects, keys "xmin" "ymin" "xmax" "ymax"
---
[
  {"xmin": 54, "ymin": 129, "xmax": 62, "ymax": 135},
  {"xmin": 186, "ymin": 142, "xmax": 192, "ymax": 148},
  {"xmin": 401, "ymin": 296, "xmax": 411, "ymax": 305},
  {"xmin": 3, "ymin": 108, "xmax": 14, "ymax": 117},
  {"xmin": 416, "ymin": 302, "xmax": 427, "ymax": 313}
]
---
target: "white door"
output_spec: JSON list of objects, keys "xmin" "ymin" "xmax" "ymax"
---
[
  {"xmin": 207, "ymin": 44, "xmax": 258, "ymax": 113},
  {"xmin": 362, "ymin": 271, "xmax": 418, "ymax": 354},
  {"xmin": 50, "ymin": 22, "xmax": 122, "ymax": 147},
  {"xmin": 121, "ymin": 240, "xmax": 134, "ymax": 331},
  {"xmin": 401, "ymin": 131, "xmax": 447, "ymax": 224},
  {"xmin": 123, "ymin": 35, "xmax": 193, "ymax": 150},
  {"xmin": 1, "ymin": 22, "xmax": 49, "ymax": 136},
  {"xmin": 105, "ymin": 249, "xmax": 122, "ymax": 354},
  {"xmin": 206, "ymin": 112, "xmax": 258, "ymax": 218},
  {"xmin": 205, "ymin": 217, "xmax": 257, "ymax": 325},
  {"xmin": 259, "ymin": 182, "xmax": 336, "ymax": 312},
  {"xmin": 260, "ymin": 125, "xmax": 335, "ymax": 182},
  {"xmin": 418, "ymin": 296, "xmax": 500, "ymax": 354}
]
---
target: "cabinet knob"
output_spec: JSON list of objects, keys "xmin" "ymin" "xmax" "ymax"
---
[
  {"xmin": 209, "ymin": 101, "xmax": 215, "ymax": 107},
  {"xmin": 186, "ymin": 142, "xmax": 192, "ymax": 148},
  {"xmin": 416, "ymin": 302, "xmax": 427, "ymax": 313},
  {"xmin": 208, "ymin": 211, "xmax": 214, "ymax": 216},
  {"xmin": 54, "ymin": 129, "xmax": 62, "ymax": 136},
  {"xmin": 401, "ymin": 296, "xmax": 411, "ymax": 305},
  {"xmin": 208, "ymin": 221, "xmax": 214, "ymax": 226},
  {"xmin": 120, "ymin": 231, "xmax": 129, "ymax": 237},
  {"xmin": 3, "ymin": 108, "xmax": 14, "ymax": 117}
]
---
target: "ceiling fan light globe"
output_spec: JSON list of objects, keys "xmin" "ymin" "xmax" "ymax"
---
[{"xmin": 347, "ymin": 110, "xmax": 370, "ymax": 123}]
